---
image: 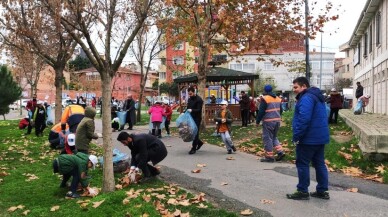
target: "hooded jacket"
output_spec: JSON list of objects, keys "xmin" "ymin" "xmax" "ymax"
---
[
  {"xmin": 292, "ymin": 87, "xmax": 329, "ymax": 145},
  {"xmin": 75, "ymin": 107, "xmax": 98, "ymax": 152},
  {"xmin": 57, "ymin": 152, "xmax": 90, "ymax": 187}
]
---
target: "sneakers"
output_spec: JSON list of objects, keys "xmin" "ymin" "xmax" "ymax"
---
[
  {"xmin": 189, "ymin": 149, "xmax": 196, "ymax": 155},
  {"xmin": 275, "ymin": 152, "xmax": 286, "ymax": 161},
  {"xmin": 65, "ymin": 191, "xmax": 80, "ymax": 199},
  {"xmin": 310, "ymin": 191, "xmax": 330, "ymax": 200},
  {"xmin": 260, "ymin": 157, "xmax": 275, "ymax": 163},
  {"xmin": 286, "ymin": 191, "xmax": 310, "ymax": 200},
  {"xmin": 227, "ymin": 150, "xmax": 232, "ymax": 154},
  {"xmin": 231, "ymin": 146, "xmax": 237, "ymax": 152}
]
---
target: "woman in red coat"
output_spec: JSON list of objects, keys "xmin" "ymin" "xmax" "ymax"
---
[{"xmin": 328, "ymin": 88, "xmax": 343, "ymax": 124}]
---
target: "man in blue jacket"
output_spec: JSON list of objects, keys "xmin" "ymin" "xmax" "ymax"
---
[{"xmin": 287, "ymin": 77, "xmax": 330, "ymax": 200}]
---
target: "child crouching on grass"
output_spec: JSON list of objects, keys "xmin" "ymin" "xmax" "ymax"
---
[{"xmin": 214, "ymin": 100, "xmax": 236, "ymax": 154}]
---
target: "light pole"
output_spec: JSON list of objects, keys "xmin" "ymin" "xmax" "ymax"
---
[{"xmin": 305, "ymin": 0, "xmax": 310, "ymax": 81}]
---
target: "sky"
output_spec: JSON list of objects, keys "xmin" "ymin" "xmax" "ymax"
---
[{"xmin": 309, "ymin": 0, "xmax": 367, "ymax": 58}]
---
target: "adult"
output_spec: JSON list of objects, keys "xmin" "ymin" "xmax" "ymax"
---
[
  {"xmin": 91, "ymin": 97, "xmax": 97, "ymax": 109},
  {"xmin": 48, "ymin": 123, "xmax": 69, "ymax": 149},
  {"xmin": 52, "ymin": 152, "xmax": 98, "ymax": 198},
  {"xmin": 75, "ymin": 107, "xmax": 99, "ymax": 154},
  {"xmin": 287, "ymin": 77, "xmax": 330, "ymax": 200},
  {"xmin": 256, "ymin": 85, "xmax": 285, "ymax": 162},
  {"xmin": 355, "ymin": 81, "xmax": 363, "ymax": 99},
  {"xmin": 328, "ymin": 88, "xmax": 343, "ymax": 124},
  {"xmin": 239, "ymin": 91, "xmax": 250, "ymax": 127},
  {"xmin": 123, "ymin": 94, "xmax": 136, "ymax": 130},
  {"xmin": 32, "ymin": 100, "xmax": 47, "ymax": 137},
  {"xmin": 186, "ymin": 86, "xmax": 204, "ymax": 154},
  {"xmin": 117, "ymin": 132, "xmax": 167, "ymax": 181},
  {"xmin": 210, "ymin": 94, "xmax": 216, "ymax": 104},
  {"xmin": 25, "ymin": 95, "xmax": 37, "ymax": 135},
  {"xmin": 78, "ymin": 96, "xmax": 86, "ymax": 109},
  {"xmin": 249, "ymin": 96, "xmax": 256, "ymax": 123},
  {"xmin": 61, "ymin": 104, "xmax": 85, "ymax": 133}
]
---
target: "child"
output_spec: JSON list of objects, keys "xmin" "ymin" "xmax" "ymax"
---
[
  {"xmin": 61, "ymin": 133, "xmax": 76, "ymax": 155},
  {"xmin": 148, "ymin": 101, "xmax": 166, "ymax": 138},
  {"xmin": 32, "ymin": 100, "xmax": 47, "ymax": 137},
  {"xmin": 111, "ymin": 117, "xmax": 121, "ymax": 132},
  {"xmin": 163, "ymin": 100, "xmax": 172, "ymax": 137},
  {"xmin": 19, "ymin": 115, "xmax": 30, "ymax": 130},
  {"xmin": 214, "ymin": 100, "xmax": 236, "ymax": 154}
]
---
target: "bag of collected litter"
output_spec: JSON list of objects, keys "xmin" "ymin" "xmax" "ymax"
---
[
  {"xmin": 46, "ymin": 106, "xmax": 54, "ymax": 125},
  {"xmin": 176, "ymin": 111, "xmax": 198, "ymax": 142},
  {"xmin": 116, "ymin": 111, "xmax": 127, "ymax": 128},
  {"xmin": 354, "ymin": 100, "xmax": 363, "ymax": 115},
  {"xmin": 99, "ymin": 148, "xmax": 130, "ymax": 173}
]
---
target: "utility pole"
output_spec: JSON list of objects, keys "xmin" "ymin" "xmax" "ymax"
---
[{"xmin": 305, "ymin": 0, "xmax": 310, "ymax": 81}]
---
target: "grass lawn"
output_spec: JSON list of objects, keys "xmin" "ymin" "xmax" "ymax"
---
[
  {"xmin": 0, "ymin": 120, "xmax": 238, "ymax": 217},
  {"xmin": 200, "ymin": 110, "xmax": 388, "ymax": 184}
]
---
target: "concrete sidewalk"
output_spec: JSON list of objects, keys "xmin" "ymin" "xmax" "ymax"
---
[{"xmin": 93, "ymin": 119, "xmax": 388, "ymax": 217}]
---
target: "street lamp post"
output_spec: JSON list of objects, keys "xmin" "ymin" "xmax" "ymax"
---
[{"xmin": 305, "ymin": 0, "xmax": 310, "ymax": 81}]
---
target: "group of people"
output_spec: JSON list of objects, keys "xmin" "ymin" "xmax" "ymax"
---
[{"xmin": 20, "ymin": 96, "xmax": 51, "ymax": 137}]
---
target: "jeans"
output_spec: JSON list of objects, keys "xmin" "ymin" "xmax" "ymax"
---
[
  {"xmin": 220, "ymin": 131, "xmax": 234, "ymax": 151},
  {"xmin": 329, "ymin": 108, "xmax": 339, "ymax": 123},
  {"xmin": 62, "ymin": 167, "xmax": 80, "ymax": 193},
  {"xmin": 296, "ymin": 144, "xmax": 328, "ymax": 193}
]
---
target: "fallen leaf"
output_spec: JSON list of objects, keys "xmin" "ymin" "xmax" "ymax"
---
[
  {"xmin": 143, "ymin": 194, "xmax": 152, "ymax": 202},
  {"xmin": 375, "ymin": 164, "xmax": 385, "ymax": 174},
  {"xmin": 241, "ymin": 209, "xmax": 253, "ymax": 216},
  {"xmin": 173, "ymin": 209, "xmax": 181, "ymax": 216},
  {"xmin": 226, "ymin": 156, "xmax": 235, "ymax": 160},
  {"xmin": 115, "ymin": 184, "xmax": 123, "ymax": 190},
  {"xmin": 197, "ymin": 203, "xmax": 208, "ymax": 208},
  {"xmin": 221, "ymin": 182, "xmax": 228, "ymax": 186},
  {"xmin": 50, "ymin": 205, "xmax": 60, "ymax": 212},
  {"xmin": 123, "ymin": 198, "xmax": 130, "ymax": 205},
  {"xmin": 178, "ymin": 200, "xmax": 191, "ymax": 206},
  {"xmin": 22, "ymin": 210, "xmax": 30, "ymax": 215},
  {"xmin": 338, "ymin": 151, "xmax": 353, "ymax": 162},
  {"xmin": 142, "ymin": 214, "xmax": 149, "ymax": 217},
  {"xmin": 346, "ymin": 188, "xmax": 358, "ymax": 193},
  {"xmin": 191, "ymin": 169, "xmax": 201, "ymax": 173},
  {"xmin": 80, "ymin": 203, "xmax": 89, "ymax": 208},
  {"xmin": 8, "ymin": 206, "xmax": 18, "ymax": 212},
  {"xmin": 167, "ymin": 198, "xmax": 178, "ymax": 205},
  {"xmin": 196, "ymin": 163, "xmax": 207, "ymax": 167},
  {"xmin": 92, "ymin": 199, "xmax": 105, "ymax": 208},
  {"xmin": 260, "ymin": 199, "xmax": 275, "ymax": 204}
]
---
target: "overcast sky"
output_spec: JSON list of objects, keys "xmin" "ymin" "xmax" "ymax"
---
[{"xmin": 309, "ymin": 0, "xmax": 367, "ymax": 57}]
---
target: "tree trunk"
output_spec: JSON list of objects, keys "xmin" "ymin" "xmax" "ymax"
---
[
  {"xmin": 197, "ymin": 45, "xmax": 210, "ymax": 131},
  {"xmin": 101, "ymin": 74, "xmax": 115, "ymax": 192},
  {"xmin": 137, "ymin": 92, "xmax": 144, "ymax": 122},
  {"xmin": 54, "ymin": 67, "xmax": 64, "ymax": 123},
  {"xmin": 2, "ymin": 115, "xmax": 5, "ymax": 120}
]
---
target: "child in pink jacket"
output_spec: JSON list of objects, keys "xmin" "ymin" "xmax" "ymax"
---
[{"xmin": 148, "ymin": 101, "xmax": 166, "ymax": 138}]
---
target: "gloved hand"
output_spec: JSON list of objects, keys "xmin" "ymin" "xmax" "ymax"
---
[{"xmin": 187, "ymin": 109, "xmax": 192, "ymax": 113}]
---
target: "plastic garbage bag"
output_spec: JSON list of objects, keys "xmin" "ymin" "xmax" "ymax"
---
[
  {"xmin": 46, "ymin": 106, "xmax": 54, "ymax": 125},
  {"xmin": 98, "ymin": 148, "xmax": 129, "ymax": 165},
  {"xmin": 325, "ymin": 103, "xmax": 330, "ymax": 117},
  {"xmin": 354, "ymin": 100, "xmax": 363, "ymax": 115},
  {"xmin": 116, "ymin": 111, "xmax": 127, "ymax": 127},
  {"xmin": 176, "ymin": 111, "xmax": 198, "ymax": 142}
]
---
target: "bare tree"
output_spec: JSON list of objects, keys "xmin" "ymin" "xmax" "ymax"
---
[
  {"xmin": 41, "ymin": 0, "xmax": 160, "ymax": 192},
  {"xmin": 130, "ymin": 24, "xmax": 164, "ymax": 122},
  {"xmin": 0, "ymin": 0, "xmax": 78, "ymax": 122}
]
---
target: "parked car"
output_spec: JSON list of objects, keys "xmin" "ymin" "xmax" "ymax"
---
[
  {"xmin": 9, "ymin": 102, "xmax": 18, "ymax": 110},
  {"xmin": 20, "ymin": 99, "xmax": 30, "ymax": 108}
]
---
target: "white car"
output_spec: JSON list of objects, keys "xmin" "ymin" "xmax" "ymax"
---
[{"xmin": 9, "ymin": 102, "xmax": 18, "ymax": 110}]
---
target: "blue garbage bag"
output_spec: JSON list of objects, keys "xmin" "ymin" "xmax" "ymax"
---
[
  {"xmin": 354, "ymin": 100, "xmax": 363, "ymax": 115},
  {"xmin": 325, "ymin": 103, "xmax": 330, "ymax": 117},
  {"xmin": 116, "ymin": 111, "xmax": 127, "ymax": 127},
  {"xmin": 176, "ymin": 111, "xmax": 198, "ymax": 142},
  {"xmin": 148, "ymin": 115, "xmax": 166, "ymax": 131},
  {"xmin": 99, "ymin": 148, "xmax": 129, "ymax": 165},
  {"xmin": 46, "ymin": 106, "xmax": 54, "ymax": 125}
]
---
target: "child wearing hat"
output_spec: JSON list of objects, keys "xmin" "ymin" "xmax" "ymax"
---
[
  {"xmin": 214, "ymin": 100, "xmax": 236, "ymax": 154},
  {"xmin": 53, "ymin": 152, "xmax": 98, "ymax": 198},
  {"xmin": 148, "ymin": 101, "xmax": 166, "ymax": 138}
]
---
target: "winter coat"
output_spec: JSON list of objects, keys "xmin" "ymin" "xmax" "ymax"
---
[
  {"xmin": 356, "ymin": 85, "xmax": 363, "ymax": 98},
  {"xmin": 57, "ymin": 152, "xmax": 90, "ymax": 187},
  {"xmin": 33, "ymin": 106, "xmax": 47, "ymax": 123},
  {"xmin": 292, "ymin": 87, "xmax": 329, "ymax": 145},
  {"xmin": 164, "ymin": 105, "xmax": 173, "ymax": 121},
  {"xmin": 256, "ymin": 93, "xmax": 282, "ymax": 124},
  {"xmin": 249, "ymin": 100, "xmax": 256, "ymax": 112},
  {"xmin": 239, "ymin": 95, "xmax": 250, "ymax": 110},
  {"xmin": 214, "ymin": 109, "xmax": 233, "ymax": 133},
  {"xmin": 187, "ymin": 95, "xmax": 204, "ymax": 125},
  {"xmin": 127, "ymin": 133, "xmax": 168, "ymax": 176},
  {"xmin": 329, "ymin": 93, "xmax": 343, "ymax": 109},
  {"xmin": 148, "ymin": 104, "xmax": 165, "ymax": 122},
  {"xmin": 75, "ymin": 107, "xmax": 98, "ymax": 152},
  {"xmin": 61, "ymin": 105, "xmax": 85, "ymax": 131},
  {"xmin": 123, "ymin": 98, "xmax": 137, "ymax": 125}
]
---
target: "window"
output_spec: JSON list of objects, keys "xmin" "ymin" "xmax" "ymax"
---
[
  {"xmin": 86, "ymin": 72, "xmax": 100, "ymax": 81},
  {"xmin": 264, "ymin": 62, "xmax": 275, "ymax": 71},
  {"xmin": 311, "ymin": 62, "xmax": 320, "ymax": 70},
  {"xmin": 161, "ymin": 58, "xmax": 166, "ymax": 65},
  {"xmin": 159, "ymin": 72, "xmax": 166, "ymax": 80},
  {"xmin": 173, "ymin": 56, "xmax": 184, "ymax": 65},
  {"xmin": 230, "ymin": 63, "xmax": 255, "ymax": 72},
  {"xmin": 173, "ymin": 42, "xmax": 183, "ymax": 50},
  {"xmin": 230, "ymin": 63, "xmax": 242, "ymax": 71},
  {"xmin": 369, "ymin": 25, "xmax": 373, "ymax": 53},
  {"xmin": 364, "ymin": 32, "xmax": 368, "ymax": 57},
  {"xmin": 346, "ymin": 64, "xmax": 349, "ymax": 72},
  {"xmin": 376, "ymin": 12, "xmax": 381, "ymax": 46},
  {"xmin": 212, "ymin": 55, "xmax": 227, "ymax": 63}
]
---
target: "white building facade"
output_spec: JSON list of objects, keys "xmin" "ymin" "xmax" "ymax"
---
[{"xmin": 349, "ymin": 0, "xmax": 388, "ymax": 114}]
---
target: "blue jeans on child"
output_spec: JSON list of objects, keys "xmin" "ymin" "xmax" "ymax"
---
[{"xmin": 220, "ymin": 131, "xmax": 234, "ymax": 151}]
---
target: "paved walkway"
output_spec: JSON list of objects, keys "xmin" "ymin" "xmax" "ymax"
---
[{"xmin": 94, "ymin": 120, "xmax": 388, "ymax": 217}]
